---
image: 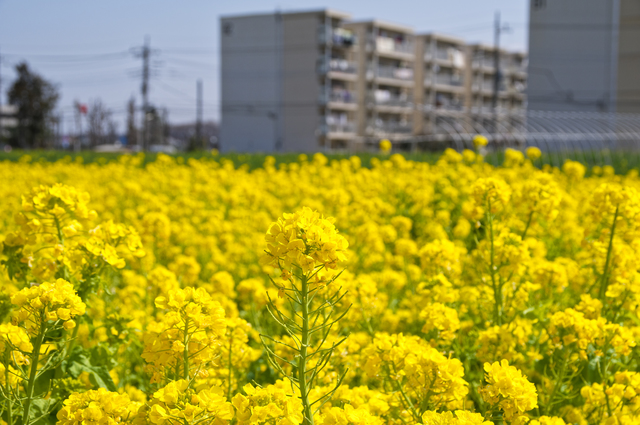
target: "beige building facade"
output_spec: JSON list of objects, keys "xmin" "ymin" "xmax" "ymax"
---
[{"xmin": 220, "ymin": 9, "xmax": 527, "ymax": 152}]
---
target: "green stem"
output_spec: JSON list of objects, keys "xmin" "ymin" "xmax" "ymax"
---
[
  {"xmin": 487, "ymin": 201, "xmax": 502, "ymax": 326},
  {"xmin": 53, "ymin": 215, "xmax": 64, "ymax": 245},
  {"xmin": 522, "ymin": 210, "xmax": 534, "ymax": 239},
  {"xmin": 5, "ymin": 350, "xmax": 13, "ymax": 425},
  {"xmin": 52, "ymin": 215, "xmax": 70, "ymax": 281},
  {"xmin": 544, "ymin": 351, "xmax": 568, "ymax": 416},
  {"xmin": 598, "ymin": 206, "xmax": 619, "ymax": 301},
  {"xmin": 600, "ymin": 359, "xmax": 617, "ymax": 423},
  {"xmin": 299, "ymin": 275, "xmax": 314, "ymax": 425},
  {"xmin": 23, "ymin": 318, "xmax": 47, "ymax": 425},
  {"xmin": 65, "ymin": 318, "xmax": 80, "ymax": 356},
  {"xmin": 227, "ymin": 332, "xmax": 233, "ymax": 400},
  {"xmin": 183, "ymin": 317, "xmax": 190, "ymax": 380},
  {"xmin": 392, "ymin": 374, "xmax": 420, "ymax": 422}
]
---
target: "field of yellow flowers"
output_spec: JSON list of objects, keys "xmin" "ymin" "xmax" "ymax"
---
[{"xmin": 0, "ymin": 148, "xmax": 639, "ymax": 425}]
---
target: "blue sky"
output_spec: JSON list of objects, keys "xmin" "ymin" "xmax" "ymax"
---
[{"xmin": 0, "ymin": 0, "xmax": 528, "ymax": 132}]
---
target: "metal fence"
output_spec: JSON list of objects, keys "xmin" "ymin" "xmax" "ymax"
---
[
  {"xmin": 349, "ymin": 110, "xmax": 640, "ymax": 171},
  {"xmin": 429, "ymin": 110, "xmax": 640, "ymax": 171},
  {"xmin": 422, "ymin": 110, "xmax": 640, "ymax": 153}
]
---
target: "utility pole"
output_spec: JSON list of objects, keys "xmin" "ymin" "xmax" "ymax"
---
[
  {"xmin": 141, "ymin": 36, "xmax": 150, "ymax": 151},
  {"xmin": 59, "ymin": 112, "xmax": 64, "ymax": 149},
  {"xmin": 492, "ymin": 11, "xmax": 510, "ymax": 135},
  {"xmin": 196, "ymin": 79, "xmax": 203, "ymax": 149},
  {"xmin": 74, "ymin": 102, "xmax": 82, "ymax": 152},
  {"xmin": 162, "ymin": 108, "xmax": 169, "ymax": 146},
  {"xmin": 0, "ymin": 47, "xmax": 3, "ymax": 144},
  {"xmin": 131, "ymin": 36, "xmax": 155, "ymax": 151}
]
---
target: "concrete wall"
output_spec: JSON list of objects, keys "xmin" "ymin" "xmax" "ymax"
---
[
  {"xmin": 617, "ymin": 0, "xmax": 640, "ymax": 113},
  {"xmin": 220, "ymin": 14, "xmax": 281, "ymax": 152},
  {"xmin": 527, "ymin": 0, "xmax": 616, "ymax": 112},
  {"xmin": 281, "ymin": 13, "xmax": 322, "ymax": 152}
]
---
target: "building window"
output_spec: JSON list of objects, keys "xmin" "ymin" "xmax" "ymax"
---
[{"xmin": 223, "ymin": 22, "xmax": 233, "ymax": 35}]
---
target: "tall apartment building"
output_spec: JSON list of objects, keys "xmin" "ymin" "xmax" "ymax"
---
[
  {"xmin": 528, "ymin": 0, "xmax": 640, "ymax": 113},
  {"xmin": 345, "ymin": 20, "xmax": 415, "ymax": 148},
  {"xmin": 465, "ymin": 44, "xmax": 528, "ymax": 134},
  {"xmin": 220, "ymin": 9, "xmax": 354, "ymax": 152},
  {"xmin": 220, "ymin": 9, "xmax": 527, "ymax": 152}
]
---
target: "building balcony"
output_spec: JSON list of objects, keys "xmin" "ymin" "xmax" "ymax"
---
[
  {"xmin": 366, "ymin": 119, "xmax": 413, "ymax": 134},
  {"xmin": 472, "ymin": 82, "xmax": 501, "ymax": 93},
  {"xmin": 369, "ymin": 90, "xmax": 413, "ymax": 108},
  {"xmin": 425, "ymin": 48, "xmax": 466, "ymax": 68},
  {"xmin": 319, "ymin": 122, "xmax": 357, "ymax": 135},
  {"xmin": 319, "ymin": 90, "xmax": 358, "ymax": 107},
  {"xmin": 434, "ymin": 74, "xmax": 464, "ymax": 87},
  {"xmin": 472, "ymin": 58, "xmax": 496, "ymax": 71},
  {"xmin": 435, "ymin": 49, "xmax": 450, "ymax": 61},
  {"xmin": 507, "ymin": 64, "xmax": 527, "ymax": 76},
  {"xmin": 374, "ymin": 66, "xmax": 414, "ymax": 81},
  {"xmin": 424, "ymin": 104, "xmax": 465, "ymax": 114},
  {"xmin": 370, "ymin": 36, "xmax": 414, "ymax": 57},
  {"xmin": 318, "ymin": 26, "xmax": 357, "ymax": 48},
  {"xmin": 317, "ymin": 58, "xmax": 358, "ymax": 75}
]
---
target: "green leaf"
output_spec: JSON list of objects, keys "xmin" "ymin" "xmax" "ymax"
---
[
  {"xmin": 90, "ymin": 344, "xmax": 118, "ymax": 370},
  {"xmin": 33, "ymin": 368, "xmax": 56, "ymax": 398},
  {"xmin": 62, "ymin": 347, "xmax": 116, "ymax": 391},
  {"xmin": 29, "ymin": 398, "xmax": 58, "ymax": 425}
]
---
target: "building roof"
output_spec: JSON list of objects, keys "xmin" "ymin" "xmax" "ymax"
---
[
  {"xmin": 346, "ymin": 19, "xmax": 414, "ymax": 34},
  {"xmin": 421, "ymin": 32, "xmax": 466, "ymax": 45},
  {"xmin": 469, "ymin": 43, "xmax": 527, "ymax": 56},
  {"xmin": 220, "ymin": 8, "xmax": 350, "ymax": 21}
]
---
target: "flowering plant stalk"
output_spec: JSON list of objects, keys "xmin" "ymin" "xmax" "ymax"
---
[
  {"xmin": 0, "ymin": 184, "xmax": 143, "ymax": 425},
  {"xmin": 260, "ymin": 208, "xmax": 350, "ymax": 425},
  {"xmin": 5, "ymin": 278, "xmax": 86, "ymax": 425},
  {"xmin": 471, "ymin": 178, "xmax": 513, "ymax": 326}
]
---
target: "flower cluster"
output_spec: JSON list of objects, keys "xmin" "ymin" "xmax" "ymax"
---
[
  {"xmin": 470, "ymin": 178, "xmax": 512, "ymax": 218},
  {"xmin": 142, "ymin": 287, "xmax": 227, "ymax": 382},
  {"xmin": 480, "ymin": 360, "xmax": 538, "ymax": 423},
  {"xmin": 362, "ymin": 334, "xmax": 468, "ymax": 411},
  {"xmin": 3, "ymin": 182, "xmax": 143, "ymax": 286},
  {"xmin": 578, "ymin": 372, "xmax": 640, "ymax": 424},
  {"xmin": 260, "ymin": 207, "xmax": 348, "ymax": 275},
  {"xmin": 136, "ymin": 379, "xmax": 234, "ymax": 425},
  {"xmin": 473, "ymin": 135, "xmax": 488, "ymax": 148},
  {"xmin": 57, "ymin": 388, "xmax": 142, "ymax": 425},
  {"xmin": 421, "ymin": 410, "xmax": 493, "ymax": 425},
  {"xmin": 11, "ymin": 278, "xmax": 86, "ymax": 332},
  {"xmin": 548, "ymin": 308, "xmax": 636, "ymax": 357},
  {"xmin": 379, "ymin": 139, "xmax": 392, "ymax": 154},
  {"xmin": 420, "ymin": 303, "xmax": 460, "ymax": 342},
  {"xmin": 316, "ymin": 405, "xmax": 383, "ymax": 425},
  {"xmin": 0, "ymin": 323, "xmax": 33, "ymax": 365},
  {"xmin": 232, "ymin": 380, "xmax": 304, "ymax": 425},
  {"xmin": 526, "ymin": 147, "xmax": 542, "ymax": 160}
]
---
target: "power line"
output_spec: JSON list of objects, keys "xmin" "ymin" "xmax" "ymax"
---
[
  {"xmin": 1, "ymin": 51, "xmax": 130, "ymax": 62},
  {"xmin": 155, "ymin": 79, "xmax": 197, "ymax": 103}
]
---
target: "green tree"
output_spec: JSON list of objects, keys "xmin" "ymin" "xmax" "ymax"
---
[{"xmin": 7, "ymin": 62, "xmax": 59, "ymax": 148}]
